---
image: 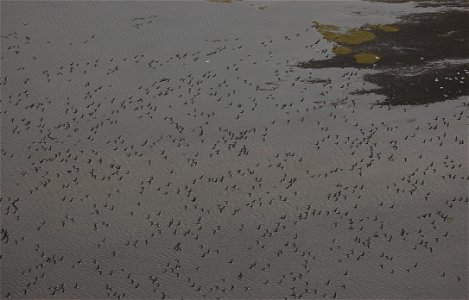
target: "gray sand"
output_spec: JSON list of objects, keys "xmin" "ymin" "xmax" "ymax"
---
[{"xmin": 1, "ymin": 1, "xmax": 467, "ymax": 299}]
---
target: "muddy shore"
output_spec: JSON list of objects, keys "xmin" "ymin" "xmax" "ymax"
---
[{"xmin": 298, "ymin": 9, "xmax": 469, "ymax": 105}]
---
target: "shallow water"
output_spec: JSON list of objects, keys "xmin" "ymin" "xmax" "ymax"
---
[{"xmin": 1, "ymin": 1, "xmax": 467, "ymax": 299}]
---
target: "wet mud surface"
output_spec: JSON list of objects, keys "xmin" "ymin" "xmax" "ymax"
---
[
  {"xmin": 298, "ymin": 9, "xmax": 469, "ymax": 105},
  {"xmin": 362, "ymin": 63, "xmax": 469, "ymax": 105},
  {"xmin": 367, "ymin": 0, "xmax": 469, "ymax": 8}
]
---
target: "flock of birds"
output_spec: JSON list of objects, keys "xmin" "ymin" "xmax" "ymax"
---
[{"xmin": 1, "ymin": 2, "xmax": 468, "ymax": 299}]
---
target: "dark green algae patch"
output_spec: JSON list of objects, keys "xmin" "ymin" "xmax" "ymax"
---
[{"xmin": 298, "ymin": 9, "xmax": 469, "ymax": 105}]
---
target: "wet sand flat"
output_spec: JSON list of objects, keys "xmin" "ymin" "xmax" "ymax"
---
[{"xmin": 1, "ymin": 1, "xmax": 467, "ymax": 299}]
